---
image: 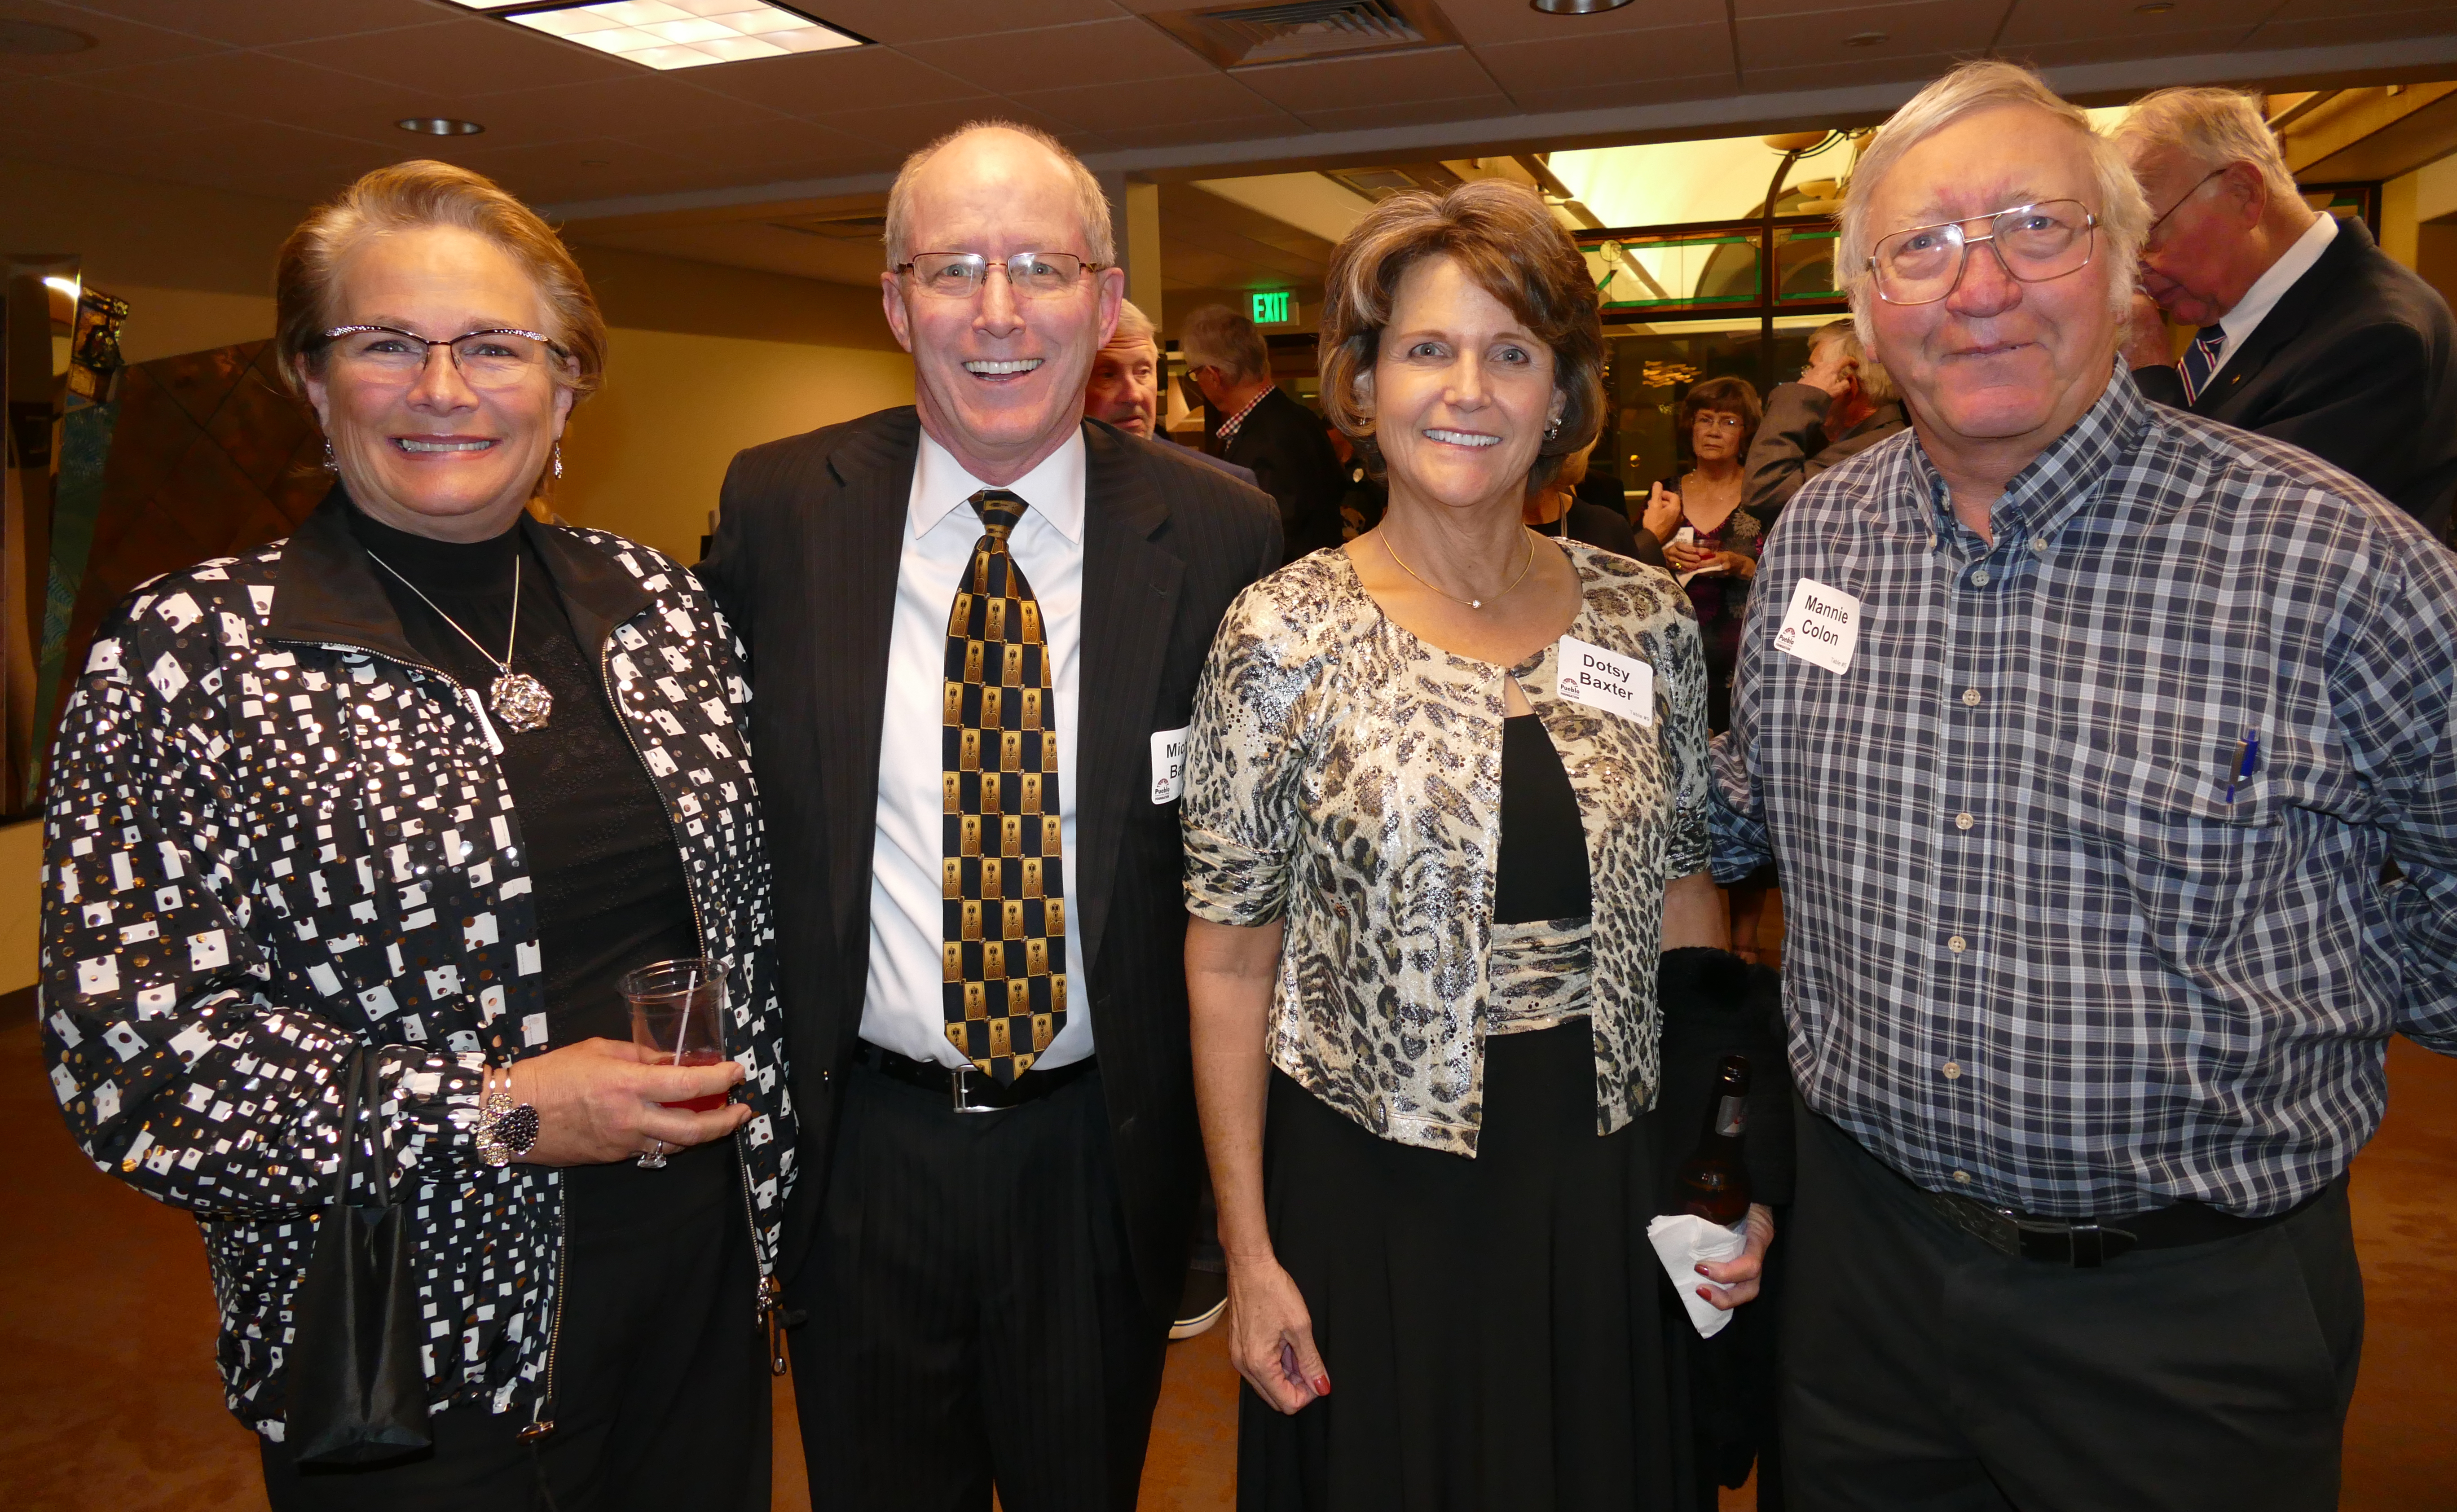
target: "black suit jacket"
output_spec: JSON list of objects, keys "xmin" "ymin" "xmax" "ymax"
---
[
  {"xmin": 2132, "ymin": 217, "xmax": 2457, "ymax": 539},
  {"xmin": 1222, "ymin": 386, "xmax": 1345, "ymax": 563},
  {"xmin": 700, "ymin": 409, "xmax": 1281, "ymax": 1320}
]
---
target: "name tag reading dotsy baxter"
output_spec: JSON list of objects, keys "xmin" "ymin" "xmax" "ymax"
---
[
  {"xmin": 1149, "ymin": 726, "xmax": 1188, "ymax": 804},
  {"xmin": 1773, "ymin": 577, "xmax": 1863, "ymax": 675},
  {"xmin": 1555, "ymin": 637, "xmax": 1653, "ymax": 724}
]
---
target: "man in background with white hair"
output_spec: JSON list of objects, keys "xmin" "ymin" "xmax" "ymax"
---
[
  {"xmin": 1713, "ymin": 60, "xmax": 2457, "ymax": 1510},
  {"xmin": 1744, "ymin": 315, "xmax": 1908, "ymax": 528},
  {"xmin": 705, "ymin": 122, "xmax": 1278, "ymax": 1509},
  {"xmin": 2114, "ymin": 86, "xmax": 2457, "ymax": 537},
  {"xmin": 1085, "ymin": 298, "xmax": 1257, "ymax": 493},
  {"xmin": 1179, "ymin": 301, "xmax": 1345, "ymax": 563}
]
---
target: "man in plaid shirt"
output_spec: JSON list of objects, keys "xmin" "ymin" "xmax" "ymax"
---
[{"xmin": 1713, "ymin": 62, "xmax": 2457, "ymax": 1511}]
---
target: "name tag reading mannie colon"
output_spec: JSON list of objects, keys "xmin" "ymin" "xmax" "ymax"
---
[
  {"xmin": 1773, "ymin": 577, "xmax": 1863, "ymax": 675},
  {"xmin": 1555, "ymin": 636, "xmax": 1653, "ymax": 724}
]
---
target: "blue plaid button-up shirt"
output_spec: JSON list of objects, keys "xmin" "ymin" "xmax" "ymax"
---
[{"xmin": 1712, "ymin": 365, "xmax": 2457, "ymax": 1218}]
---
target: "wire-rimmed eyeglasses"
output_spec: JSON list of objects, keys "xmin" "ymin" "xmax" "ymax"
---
[
  {"xmin": 2140, "ymin": 167, "xmax": 2230, "ymax": 255},
  {"xmin": 1866, "ymin": 199, "xmax": 2100, "ymax": 307},
  {"xmin": 894, "ymin": 251, "xmax": 1105, "ymax": 301},
  {"xmin": 319, "ymin": 325, "xmax": 567, "ymax": 389}
]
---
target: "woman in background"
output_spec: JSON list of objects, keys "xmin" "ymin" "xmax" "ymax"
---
[{"xmin": 1642, "ymin": 377, "xmax": 1763, "ymax": 730}]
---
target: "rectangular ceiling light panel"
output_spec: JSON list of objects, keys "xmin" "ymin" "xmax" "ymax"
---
[{"xmin": 491, "ymin": 0, "xmax": 864, "ymax": 69}]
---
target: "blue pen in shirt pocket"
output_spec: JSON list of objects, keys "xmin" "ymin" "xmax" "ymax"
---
[{"xmin": 2224, "ymin": 730, "xmax": 2259, "ymax": 803}]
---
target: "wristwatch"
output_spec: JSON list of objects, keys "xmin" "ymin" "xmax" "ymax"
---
[{"xmin": 475, "ymin": 1066, "xmax": 540, "ymax": 1168}]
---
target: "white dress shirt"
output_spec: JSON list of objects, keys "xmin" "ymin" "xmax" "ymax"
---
[
  {"xmin": 2212, "ymin": 211, "xmax": 2337, "ymax": 374},
  {"xmin": 862, "ymin": 426, "xmax": 1093, "ymax": 1070}
]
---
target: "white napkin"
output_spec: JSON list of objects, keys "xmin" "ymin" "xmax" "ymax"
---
[{"xmin": 1648, "ymin": 1213, "xmax": 1748, "ymax": 1338}]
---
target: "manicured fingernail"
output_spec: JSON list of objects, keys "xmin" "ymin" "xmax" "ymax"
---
[
  {"xmin": 1312, "ymin": 1374, "xmax": 1331, "ymax": 1396},
  {"xmin": 1695, "ymin": 1264, "xmax": 1710, "ymax": 1275}
]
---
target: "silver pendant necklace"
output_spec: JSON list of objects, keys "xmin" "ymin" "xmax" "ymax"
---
[{"xmin": 365, "ymin": 549, "xmax": 555, "ymax": 733}]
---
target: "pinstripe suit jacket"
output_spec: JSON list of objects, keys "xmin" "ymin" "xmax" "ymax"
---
[{"xmin": 701, "ymin": 407, "xmax": 1280, "ymax": 1317}]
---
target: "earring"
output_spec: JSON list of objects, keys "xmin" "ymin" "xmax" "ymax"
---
[
  {"xmin": 321, "ymin": 438, "xmax": 337, "ymax": 471},
  {"xmin": 551, "ymin": 440, "xmax": 564, "ymax": 480},
  {"xmin": 1544, "ymin": 418, "xmax": 1562, "ymax": 440}
]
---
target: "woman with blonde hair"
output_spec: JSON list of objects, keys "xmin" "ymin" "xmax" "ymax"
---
[
  {"xmin": 40, "ymin": 160, "xmax": 790, "ymax": 1509},
  {"xmin": 1183, "ymin": 179, "xmax": 1788, "ymax": 1510}
]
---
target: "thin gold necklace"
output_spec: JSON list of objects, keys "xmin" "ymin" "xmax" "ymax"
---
[{"xmin": 1382, "ymin": 526, "xmax": 1536, "ymax": 611}]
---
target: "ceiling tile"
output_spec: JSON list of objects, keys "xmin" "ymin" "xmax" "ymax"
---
[
  {"xmin": 438, "ymin": 136, "xmax": 717, "ymax": 202},
  {"xmin": 818, "ymin": 94, "xmax": 1074, "ymax": 152},
  {"xmin": 676, "ymin": 44, "xmax": 980, "ymax": 116},
  {"xmin": 778, "ymin": 0, "xmax": 1132, "ymax": 46},
  {"xmin": 1008, "ymin": 70, "xmax": 1279, "ymax": 130},
  {"xmin": 632, "ymin": 115, "xmax": 881, "ymax": 169},
  {"xmin": 1127, "ymin": 113, "xmax": 1316, "ymax": 146},
  {"xmin": 1438, "ymin": 0, "xmax": 1730, "ymax": 46},
  {"xmin": 1994, "ymin": 0, "xmax": 2271, "ymax": 46},
  {"xmin": 2262, "ymin": 0, "xmax": 2457, "ymax": 16},
  {"xmin": 0, "ymin": 0, "xmax": 224, "ymax": 76},
  {"xmin": 1232, "ymin": 45, "xmax": 1505, "ymax": 112},
  {"xmin": 270, "ymin": 14, "xmax": 636, "ymax": 96},
  {"xmin": 1289, "ymin": 94, "xmax": 1522, "ymax": 132},
  {"xmin": 448, "ymin": 76, "xmax": 796, "ymax": 148},
  {"xmin": 899, "ymin": 18, "xmax": 1216, "ymax": 92},
  {"xmin": 1996, "ymin": 27, "xmax": 2265, "ymax": 66},
  {"xmin": 1498, "ymin": 76, "xmax": 1735, "ymax": 115},
  {"xmin": 0, "ymin": 69, "xmax": 223, "ymax": 139},
  {"xmin": 1473, "ymin": 23, "xmax": 1734, "ymax": 94},
  {"xmin": 1735, "ymin": 2, "xmax": 1999, "ymax": 72},
  {"xmin": 67, "ymin": 48, "xmax": 416, "ymax": 116},
  {"xmin": 2246, "ymin": 8, "xmax": 2457, "ymax": 45},
  {"xmin": 62, "ymin": 0, "xmax": 438, "ymax": 48}
]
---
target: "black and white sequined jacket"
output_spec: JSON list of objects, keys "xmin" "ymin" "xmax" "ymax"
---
[{"xmin": 39, "ymin": 498, "xmax": 793, "ymax": 1437}]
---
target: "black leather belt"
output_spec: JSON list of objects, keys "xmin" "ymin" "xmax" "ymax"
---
[
  {"xmin": 1919, "ymin": 1180, "xmax": 2329, "ymax": 1268},
  {"xmin": 854, "ymin": 1041, "xmax": 1095, "ymax": 1113}
]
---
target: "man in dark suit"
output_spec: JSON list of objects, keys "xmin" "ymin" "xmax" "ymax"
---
[
  {"xmin": 2115, "ymin": 87, "xmax": 2457, "ymax": 539},
  {"xmin": 701, "ymin": 122, "xmax": 1278, "ymax": 1511},
  {"xmin": 1180, "ymin": 302, "xmax": 1345, "ymax": 563}
]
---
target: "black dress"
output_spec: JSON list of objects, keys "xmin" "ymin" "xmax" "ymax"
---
[
  {"xmin": 260, "ymin": 507, "xmax": 769, "ymax": 1512},
  {"xmin": 1239, "ymin": 715, "xmax": 1688, "ymax": 1512}
]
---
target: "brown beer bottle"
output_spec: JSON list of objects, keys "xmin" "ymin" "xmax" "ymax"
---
[{"xmin": 1675, "ymin": 1054, "xmax": 1752, "ymax": 1225}]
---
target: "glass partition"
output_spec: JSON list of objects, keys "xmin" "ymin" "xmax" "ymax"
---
[{"xmin": 1591, "ymin": 315, "xmax": 1842, "ymax": 505}]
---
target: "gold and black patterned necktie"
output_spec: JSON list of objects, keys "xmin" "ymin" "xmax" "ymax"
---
[{"xmin": 942, "ymin": 489, "xmax": 1067, "ymax": 1083}]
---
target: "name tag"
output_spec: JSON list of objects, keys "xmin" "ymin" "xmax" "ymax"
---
[
  {"xmin": 1773, "ymin": 577, "xmax": 1863, "ymax": 675},
  {"xmin": 1555, "ymin": 636, "xmax": 1653, "ymax": 724},
  {"xmin": 1149, "ymin": 725, "xmax": 1188, "ymax": 804}
]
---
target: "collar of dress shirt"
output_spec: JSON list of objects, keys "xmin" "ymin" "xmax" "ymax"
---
[
  {"xmin": 1915, "ymin": 359, "xmax": 2150, "ymax": 549},
  {"xmin": 1216, "ymin": 385, "xmax": 1271, "ymax": 444},
  {"xmin": 908, "ymin": 422, "xmax": 1087, "ymax": 543},
  {"xmin": 2220, "ymin": 211, "xmax": 2337, "ymax": 345}
]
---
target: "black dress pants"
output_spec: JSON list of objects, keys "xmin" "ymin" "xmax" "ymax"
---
[
  {"xmin": 1781, "ymin": 1109, "xmax": 2363, "ymax": 1512},
  {"xmin": 788, "ymin": 1055, "xmax": 1170, "ymax": 1512},
  {"xmin": 261, "ymin": 1144, "xmax": 771, "ymax": 1512}
]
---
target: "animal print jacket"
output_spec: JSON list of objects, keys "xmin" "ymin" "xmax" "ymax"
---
[
  {"xmin": 1182, "ymin": 542, "xmax": 1710, "ymax": 1157},
  {"xmin": 38, "ymin": 499, "xmax": 793, "ymax": 1437}
]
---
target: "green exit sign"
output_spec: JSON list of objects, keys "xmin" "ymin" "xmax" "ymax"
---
[{"xmin": 1251, "ymin": 290, "xmax": 1293, "ymax": 325}]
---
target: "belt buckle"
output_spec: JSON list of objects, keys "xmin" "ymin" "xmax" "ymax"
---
[{"xmin": 950, "ymin": 1064, "xmax": 1000, "ymax": 1114}]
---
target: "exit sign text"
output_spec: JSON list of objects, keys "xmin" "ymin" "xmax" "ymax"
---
[{"xmin": 1251, "ymin": 290, "xmax": 1293, "ymax": 325}]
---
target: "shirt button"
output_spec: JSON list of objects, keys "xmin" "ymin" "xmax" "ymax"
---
[
  {"xmin": 1942, "ymin": 1061, "xmax": 1963, "ymax": 1079},
  {"xmin": 1947, "ymin": 935, "xmax": 1968, "ymax": 954},
  {"xmin": 1955, "ymin": 812, "xmax": 1974, "ymax": 830},
  {"xmin": 2029, "ymin": 537, "xmax": 2048, "ymax": 554},
  {"xmin": 1961, "ymin": 687, "xmax": 1982, "ymax": 707},
  {"xmin": 1970, "ymin": 567, "xmax": 1991, "ymax": 587},
  {"xmin": 1953, "ymin": 1169, "xmax": 1973, "ymax": 1184}
]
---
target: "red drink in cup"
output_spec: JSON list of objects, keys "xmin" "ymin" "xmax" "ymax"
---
[{"xmin": 621, "ymin": 957, "xmax": 731, "ymax": 1116}]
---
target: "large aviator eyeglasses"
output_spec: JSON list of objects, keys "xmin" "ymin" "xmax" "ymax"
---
[
  {"xmin": 319, "ymin": 325, "xmax": 568, "ymax": 389},
  {"xmin": 894, "ymin": 251, "xmax": 1106, "ymax": 301},
  {"xmin": 1866, "ymin": 199, "xmax": 2101, "ymax": 307}
]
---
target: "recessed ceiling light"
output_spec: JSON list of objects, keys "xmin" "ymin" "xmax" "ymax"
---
[
  {"xmin": 0, "ymin": 18, "xmax": 96, "ymax": 54},
  {"xmin": 458, "ymin": 0, "xmax": 866, "ymax": 70},
  {"xmin": 1529, "ymin": 0, "xmax": 1635, "ymax": 13},
  {"xmin": 399, "ymin": 117, "xmax": 487, "ymax": 135},
  {"xmin": 1843, "ymin": 30, "xmax": 1889, "ymax": 46}
]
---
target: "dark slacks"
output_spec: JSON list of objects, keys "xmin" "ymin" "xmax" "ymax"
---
[
  {"xmin": 788, "ymin": 1054, "xmax": 1170, "ymax": 1512},
  {"xmin": 1781, "ymin": 1108, "xmax": 2362, "ymax": 1512},
  {"xmin": 261, "ymin": 1145, "xmax": 771, "ymax": 1512}
]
